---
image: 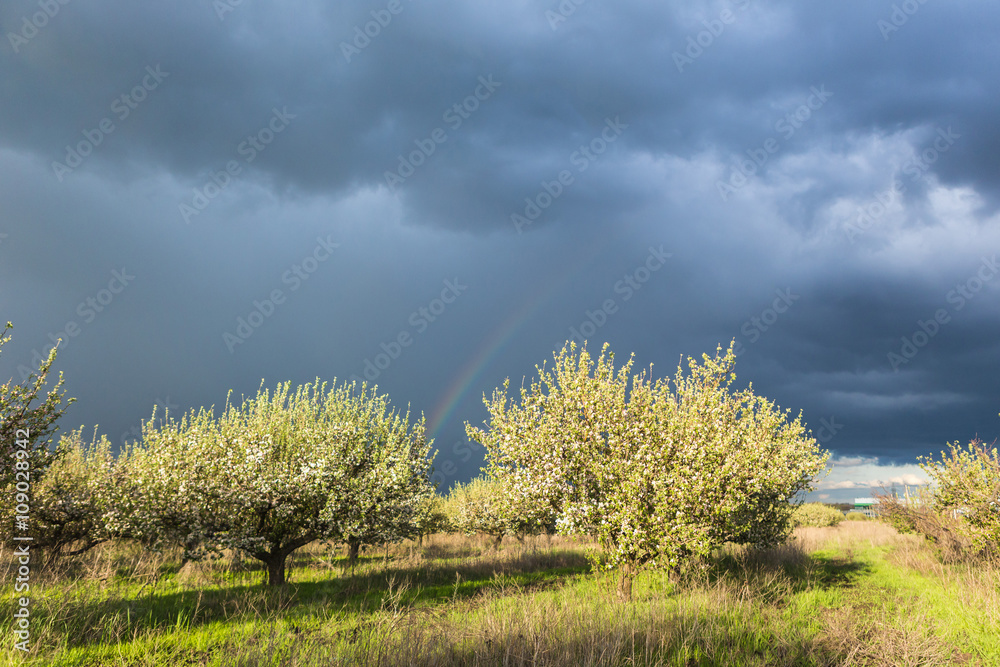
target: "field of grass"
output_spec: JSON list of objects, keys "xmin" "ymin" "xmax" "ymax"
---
[{"xmin": 1, "ymin": 521, "xmax": 997, "ymax": 666}]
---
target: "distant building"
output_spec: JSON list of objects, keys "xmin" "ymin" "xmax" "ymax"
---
[{"xmin": 852, "ymin": 497, "xmax": 879, "ymax": 518}]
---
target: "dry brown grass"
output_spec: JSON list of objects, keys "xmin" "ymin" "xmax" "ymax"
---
[
  {"xmin": 794, "ymin": 519, "xmax": 906, "ymax": 554},
  {"xmin": 315, "ymin": 571, "xmax": 822, "ymax": 667},
  {"xmin": 0, "ymin": 538, "xmax": 170, "ymax": 587},
  {"xmin": 817, "ymin": 605, "xmax": 956, "ymax": 667}
]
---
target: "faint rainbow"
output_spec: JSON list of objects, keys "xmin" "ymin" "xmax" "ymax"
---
[{"xmin": 426, "ymin": 240, "xmax": 610, "ymax": 442}]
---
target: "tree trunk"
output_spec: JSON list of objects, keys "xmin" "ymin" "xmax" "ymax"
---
[
  {"xmin": 179, "ymin": 533, "xmax": 201, "ymax": 566},
  {"xmin": 348, "ymin": 538, "xmax": 361, "ymax": 565},
  {"xmin": 417, "ymin": 533, "xmax": 424, "ymax": 548},
  {"xmin": 251, "ymin": 543, "xmax": 304, "ymax": 587},
  {"xmin": 492, "ymin": 534, "xmax": 503, "ymax": 549},
  {"xmin": 266, "ymin": 554, "xmax": 286, "ymax": 587},
  {"xmin": 617, "ymin": 563, "xmax": 635, "ymax": 602},
  {"xmin": 229, "ymin": 548, "xmax": 244, "ymax": 573},
  {"xmin": 251, "ymin": 549, "xmax": 289, "ymax": 587}
]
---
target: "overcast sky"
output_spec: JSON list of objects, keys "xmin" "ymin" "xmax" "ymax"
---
[{"xmin": 2, "ymin": 0, "xmax": 998, "ymax": 503}]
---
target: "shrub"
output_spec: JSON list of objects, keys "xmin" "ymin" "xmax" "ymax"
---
[
  {"xmin": 411, "ymin": 493, "xmax": 452, "ymax": 544},
  {"xmin": 791, "ymin": 503, "xmax": 844, "ymax": 528},
  {"xmin": 877, "ymin": 434, "xmax": 1000, "ymax": 562},
  {"xmin": 876, "ymin": 488, "xmax": 973, "ymax": 562},
  {"xmin": 919, "ymin": 437, "xmax": 1000, "ymax": 556},
  {"xmin": 467, "ymin": 341, "xmax": 829, "ymax": 600}
]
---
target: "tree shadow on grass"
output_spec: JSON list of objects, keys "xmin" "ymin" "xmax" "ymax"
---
[
  {"xmin": 26, "ymin": 540, "xmax": 874, "ymax": 656},
  {"xmin": 803, "ymin": 552, "xmax": 872, "ymax": 590},
  {"xmin": 704, "ymin": 544, "xmax": 873, "ymax": 603},
  {"xmin": 28, "ymin": 548, "xmax": 592, "ymax": 652}
]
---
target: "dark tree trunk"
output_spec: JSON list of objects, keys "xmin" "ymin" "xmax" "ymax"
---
[
  {"xmin": 251, "ymin": 542, "xmax": 311, "ymax": 587},
  {"xmin": 265, "ymin": 553, "xmax": 287, "ymax": 587},
  {"xmin": 66, "ymin": 538, "xmax": 105, "ymax": 557},
  {"xmin": 492, "ymin": 534, "xmax": 503, "ymax": 549},
  {"xmin": 249, "ymin": 549, "xmax": 289, "ymax": 587},
  {"xmin": 417, "ymin": 533, "xmax": 424, "ymax": 548},
  {"xmin": 179, "ymin": 534, "xmax": 201, "ymax": 566},
  {"xmin": 348, "ymin": 538, "xmax": 361, "ymax": 565}
]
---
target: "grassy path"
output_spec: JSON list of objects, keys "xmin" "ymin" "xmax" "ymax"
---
[{"xmin": 790, "ymin": 524, "xmax": 999, "ymax": 665}]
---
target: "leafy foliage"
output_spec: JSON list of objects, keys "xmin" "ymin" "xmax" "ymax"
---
[
  {"xmin": 411, "ymin": 493, "xmax": 453, "ymax": 542},
  {"xmin": 877, "ymin": 433, "xmax": 1000, "ymax": 561},
  {"xmin": 467, "ymin": 341, "xmax": 828, "ymax": 599},
  {"xmin": 0, "ymin": 322, "xmax": 74, "ymax": 488},
  {"xmin": 919, "ymin": 436, "xmax": 1000, "ymax": 556},
  {"xmin": 446, "ymin": 477, "xmax": 508, "ymax": 542},
  {"xmin": 876, "ymin": 486, "xmax": 975, "ymax": 562},
  {"xmin": 2, "ymin": 428, "xmax": 117, "ymax": 562}
]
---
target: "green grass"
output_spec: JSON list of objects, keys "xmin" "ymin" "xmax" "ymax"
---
[{"xmin": 1, "ymin": 525, "xmax": 996, "ymax": 666}]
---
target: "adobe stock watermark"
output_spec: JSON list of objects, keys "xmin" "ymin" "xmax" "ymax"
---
[
  {"xmin": 888, "ymin": 255, "xmax": 998, "ymax": 371},
  {"xmin": 213, "ymin": 0, "xmax": 246, "ymax": 21},
  {"xmin": 814, "ymin": 416, "xmax": 844, "ymax": 444},
  {"xmin": 545, "ymin": 0, "xmax": 591, "ymax": 30},
  {"xmin": 844, "ymin": 180, "xmax": 906, "ymax": 244},
  {"xmin": 384, "ymin": 75, "xmax": 502, "ymax": 191},
  {"xmin": 179, "ymin": 106, "xmax": 296, "ymax": 224},
  {"xmin": 12, "ymin": 427, "xmax": 33, "ymax": 652},
  {"xmin": 716, "ymin": 85, "xmax": 832, "ymax": 202},
  {"xmin": 51, "ymin": 65, "xmax": 170, "ymax": 182},
  {"xmin": 15, "ymin": 268, "xmax": 136, "ymax": 381},
  {"xmin": 844, "ymin": 127, "xmax": 959, "ymax": 243},
  {"xmin": 222, "ymin": 235, "xmax": 339, "ymax": 353},
  {"xmin": 430, "ymin": 436, "xmax": 486, "ymax": 487},
  {"xmin": 7, "ymin": 0, "xmax": 72, "ymax": 54},
  {"xmin": 900, "ymin": 126, "xmax": 959, "ymax": 184},
  {"xmin": 878, "ymin": 0, "xmax": 932, "ymax": 41},
  {"xmin": 673, "ymin": 0, "xmax": 752, "ymax": 73},
  {"xmin": 511, "ymin": 116, "xmax": 628, "ymax": 234},
  {"xmin": 731, "ymin": 288, "xmax": 800, "ymax": 357},
  {"xmin": 558, "ymin": 245, "xmax": 671, "ymax": 347},
  {"xmin": 351, "ymin": 278, "xmax": 468, "ymax": 383},
  {"xmin": 340, "ymin": 0, "xmax": 413, "ymax": 63}
]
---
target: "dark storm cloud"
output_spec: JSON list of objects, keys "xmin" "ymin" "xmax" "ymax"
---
[
  {"xmin": 2, "ymin": 1, "xmax": 996, "ymax": 227},
  {"xmin": 1, "ymin": 0, "xmax": 998, "ymax": 494}
]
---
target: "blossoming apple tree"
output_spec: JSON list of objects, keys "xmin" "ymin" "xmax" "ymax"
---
[
  {"xmin": 467, "ymin": 342, "xmax": 828, "ymax": 600},
  {"xmin": 1, "ymin": 322, "xmax": 73, "ymax": 489},
  {"xmin": 116, "ymin": 380, "xmax": 434, "ymax": 585},
  {"xmin": 445, "ymin": 475, "xmax": 552, "ymax": 547}
]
